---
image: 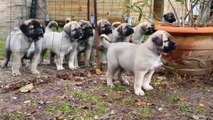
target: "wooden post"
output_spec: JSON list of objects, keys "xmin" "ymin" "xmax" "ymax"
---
[
  {"xmin": 87, "ymin": 0, "xmax": 90, "ymax": 21},
  {"xmin": 94, "ymin": 0, "xmax": 101, "ymax": 68}
]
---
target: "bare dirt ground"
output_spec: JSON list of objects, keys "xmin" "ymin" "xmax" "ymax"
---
[{"xmin": 0, "ymin": 60, "xmax": 213, "ymax": 120}]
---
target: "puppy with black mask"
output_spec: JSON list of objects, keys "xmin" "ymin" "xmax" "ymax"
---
[
  {"xmin": 99, "ymin": 22, "xmax": 134, "ymax": 64},
  {"xmin": 75, "ymin": 20, "xmax": 95, "ymax": 67},
  {"xmin": 106, "ymin": 30, "xmax": 177, "ymax": 96},
  {"xmin": 127, "ymin": 22, "xmax": 156, "ymax": 44},
  {"xmin": 40, "ymin": 21, "xmax": 83, "ymax": 70},
  {"xmin": 163, "ymin": 12, "xmax": 176, "ymax": 23},
  {"xmin": 2, "ymin": 19, "xmax": 45, "ymax": 76}
]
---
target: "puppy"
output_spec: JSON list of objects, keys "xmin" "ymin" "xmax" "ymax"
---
[
  {"xmin": 106, "ymin": 30, "xmax": 177, "ymax": 96},
  {"xmin": 129, "ymin": 22, "xmax": 156, "ymax": 44},
  {"xmin": 97, "ymin": 19, "xmax": 112, "ymax": 35},
  {"xmin": 90, "ymin": 19, "xmax": 113, "ymax": 65},
  {"xmin": 163, "ymin": 12, "xmax": 176, "ymax": 23},
  {"xmin": 40, "ymin": 21, "xmax": 83, "ymax": 70},
  {"xmin": 75, "ymin": 20, "xmax": 95, "ymax": 67},
  {"xmin": 111, "ymin": 23, "xmax": 134, "ymax": 42},
  {"xmin": 2, "ymin": 19, "xmax": 45, "ymax": 76},
  {"xmin": 100, "ymin": 22, "xmax": 134, "ymax": 64}
]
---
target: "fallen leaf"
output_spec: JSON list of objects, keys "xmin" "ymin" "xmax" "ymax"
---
[
  {"xmin": 135, "ymin": 99, "xmax": 146, "ymax": 106},
  {"xmin": 198, "ymin": 103, "xmax": 205, "ymax": 108},
  {"xmin": 23, "ymin": 100, "xmax": 31, "ymax": 104},
  {"xmin": 19, "ymin": 83, "xmax": 34, "ymax": 93},
  {"xmin": 95, "ymin": 68, "xmax": 103, "ymax": 75},
  {"xmin": 112, "ymin": 92, "xmax": 123, "ymax": 99}
]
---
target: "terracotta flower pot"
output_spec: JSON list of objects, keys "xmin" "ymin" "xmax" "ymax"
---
[{"xmin": 155, "ymin": 25, "xmax": 213, "ymax": 76}]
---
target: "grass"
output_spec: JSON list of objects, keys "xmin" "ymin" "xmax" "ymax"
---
[
  {"xmin": 169, "ymin": 92, "xmax": 181, "ymax": 103},
  {"xmin": 1, "ymin": 112, "xmax": 25, "ymax": 120},
  {"xmin": 46, "ymin": 90, "xmax": 108, "ymax": 119},
  {"xmin": 0, "ymin": 37, "xmax": 5, "ymax": 60}
]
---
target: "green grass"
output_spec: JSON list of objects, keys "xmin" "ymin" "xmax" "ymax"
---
[
  {"xmin": 46, "ymin": 90, "xmax": 108, "ymax": 119},
  {"xmin": 0, "ymin": 37, "xmax": 5, "ymax": 60},
  {"xmin": 1, "ymin": 112, "xmax": 25, "ymax": 120},
  {"xmin": 169, "ymin": 92, "xmax": 181, "ymax": 103}
]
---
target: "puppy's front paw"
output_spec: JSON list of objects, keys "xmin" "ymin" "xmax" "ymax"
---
[
  {"xmin": 32, "ymin": 70, "xmax": 40, "ymax": 75},
  {"xmin": 143, "ymin": 85, "xmax": 153, "ymax": 91},
  {"xmin": 107, "ymin": 83, "xmax": 114, "ymax": 88},
  {"xmin": 134, "ymin": 89, "xmax": 145, "ymax": 96},
  {"xmin": 12, "ymin": 72, "xmax": 21, "ymax": 77},
  {"xmin": 57, "ymin": 66, "xmax": 65, "ymax": 71},
  {"xmin": 101, "ymin": 61, "xmax": 107, "ymax": 65}
]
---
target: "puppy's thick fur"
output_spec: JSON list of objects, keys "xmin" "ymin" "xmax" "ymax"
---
[
  {"xmin": 128, "ymin": 22, "xmax": 155, "ymax": 44},
  {"xmin": 2, "ymin": 19, "xmax": 45, "ymax": 76},
  {"xmin": 40, "ymin": 21, "xmax": 82, "ymax": 70},
  {"xmin": 106, "ymin": 30, "xmax": 176, "ymax": 96}
]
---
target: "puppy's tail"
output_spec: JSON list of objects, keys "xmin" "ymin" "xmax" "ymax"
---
[
  {"xmin": 100, "ymin": 34, "xmax": 111, "ymax": 49},
  {"xmin": 45, "ymin": 20, "xmax": 59, "ymax": 32}
]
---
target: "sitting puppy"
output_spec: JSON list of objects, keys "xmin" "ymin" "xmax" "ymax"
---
[
  {"xmin": 106, "ymin": 30, "xmax": 177, "ymax": 96},
  {"xmin": 129, "ymin": 22, "xmax": 156, "ymax": 44},
  {"xmin": 163, "ymin": 12, "xmax": 176, "ymax": 23},
  {"xmin": 2, "ymin": 19, "xmax": 45, "ymax": 76},
  {"xmin": 75, "ymin": 20, "xmax": 95, "ymax": 67},
  {"xmin": 40, "ymin": 21, "xmax": 83, "ymax": 70}
]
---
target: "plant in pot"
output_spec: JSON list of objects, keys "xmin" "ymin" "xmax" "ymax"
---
[{"xmin": 155, "ymin": 0, "xmax": 213, "ymax": 76}]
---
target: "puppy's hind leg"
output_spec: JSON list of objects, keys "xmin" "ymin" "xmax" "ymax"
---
[
  {"xmin": 2, "ymin": 49, "xmax": 11, "ymax": 68},
  {"xmin": 142, "ymin": 70, "xmax": 155, "ymax": 91},
  {"xmin": 134, "ymin": 71, "xmax": 147, "ymax": 96},
  {"xmin": 117, "ymin": 68, "xmax": 129, "ymax": 85},
  {"xmin": 106, "ymin": 64, "xmax": 119, "ymax": 87}
]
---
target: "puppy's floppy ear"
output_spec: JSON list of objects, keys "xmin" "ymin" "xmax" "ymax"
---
[
  {"xmin": 152, "ymin": 36, "xmax": 163, "ymax": 46},
  {"xmin": 117, "ymin": 26, "xmax": 123, "ymax": 34},
  {"xmin": 20, "ymin": 23, "xmax": 29, "ymax": 35},
  {"xmin": 63, "ymin": 23, "xmax": 71, "ymax": 36},
  {"xmin": 141, "ymin": 25, "xmax": 147, "ymax": 31}
]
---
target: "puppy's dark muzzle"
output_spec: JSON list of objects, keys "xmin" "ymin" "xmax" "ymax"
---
[
  {"xmin": 124, "ymin": 28, "xmax": 134, "ymax": 36},
  {"xmin": 100, "ymin": 25, "xmax": 112, "ymax": 35},
  {"xmin": 145, "ymin": 26, "xmax": 156, "ymax": 35},
  {"xmin": 74, "ymin": 29, "xmax": 83, "ymax": 39},
  {"xmin": 163, "ymin": 41, "xmax": 177, "ymax": 53}
]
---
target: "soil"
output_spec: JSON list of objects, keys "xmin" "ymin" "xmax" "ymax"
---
[{"xmin": 0, "ymin": 60, "xmax": 213, "ymax": 120}]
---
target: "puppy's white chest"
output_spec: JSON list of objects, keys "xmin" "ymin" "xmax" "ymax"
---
[{"xmin": 150, "ymin": 56, "xmax": 162, "ymax": 70}]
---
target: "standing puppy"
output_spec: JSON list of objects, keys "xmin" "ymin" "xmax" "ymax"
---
[
  {"xmin": 91, "ymin": 19, "xmax": 112, "ymax": 65},
  {"xmin": 129, "ymin": 22, "xmax": 155, "ymax": 44},
  {"xmin": 106, "ymin": 30, "xmax": 177, "ymax": 96},
  {"xmin": 2, "ymin": 19, "xmax": 45, "ymax": 76},
  {"xmin": 100, "ymin": 22, "xmax": 134, "ymax": 64},
  {"xmin": 111, "ymin": 23, "xmax": 134, "ymax": 43},
  {"xmin": 75, "ymin": 20, "xmax": 95, "ymax": 67},
  {"xmin": 40, "ymin": 21, "xmax": 83, "ymax": 70}
]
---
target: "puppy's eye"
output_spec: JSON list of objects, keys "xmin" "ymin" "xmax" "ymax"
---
[
  {"xmin": 164, "ymin": 40, "xmax": 169, "ymax": 42},
  {"xmin": 29, "ymin": 25, "xmax": 34, "ymax": 29}
]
